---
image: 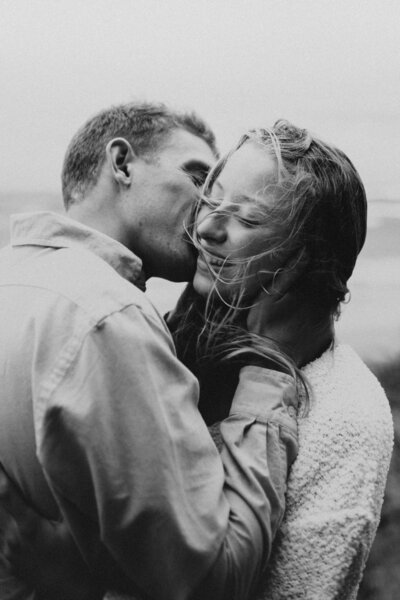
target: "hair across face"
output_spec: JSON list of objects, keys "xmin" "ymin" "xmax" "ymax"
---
[
  {"xmin": 192, "ymin": 140, "xmax": 286, "ymax": 303},
  {"xmin": 192, "ymin": 120, "xmax": 367, "ymax": 318},
  {"xmin": 172, "ymin": 121, "xmax": 367, "ymax": 404},
  {"xmin": 61, "ymin": 101, "xmax": 218, "ymax": 207}
]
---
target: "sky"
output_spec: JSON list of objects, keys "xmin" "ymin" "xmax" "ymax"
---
[{"xmin": 1, "ymin": 0, "xmax": 399, "ymax": 199}]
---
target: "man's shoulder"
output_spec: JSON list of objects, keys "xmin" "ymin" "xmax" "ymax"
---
[{"xmin": 0, "ymin": 243, "xmax": 160, "ymax": 327}]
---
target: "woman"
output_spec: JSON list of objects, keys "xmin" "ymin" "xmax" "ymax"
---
[
  {"xmin": 168, "ymin": 120, "xmax": 392, "ymax": 600},
  {"xmin": 0, "ymin": 121, "xmax": 393, "ymax": 599}
]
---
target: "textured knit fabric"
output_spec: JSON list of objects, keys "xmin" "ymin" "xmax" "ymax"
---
[{"xmin": 255, "ymin": 343, "xmax": 393, "ymax": 600}]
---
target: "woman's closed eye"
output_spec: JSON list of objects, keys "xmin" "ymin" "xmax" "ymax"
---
[
  {"xmin": 236, "ymin": 216, "xmax": 260, "ymax": 228},
  {"xmin": 199, "ymin": 196, "xmax": 263, "ymax": 228}
]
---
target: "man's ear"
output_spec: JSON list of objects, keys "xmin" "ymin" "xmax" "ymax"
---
[{"xmin": 106, "ymin": 138, "xmax": 136, "ymax": 186}]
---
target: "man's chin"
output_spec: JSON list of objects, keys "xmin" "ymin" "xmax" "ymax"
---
[
  {"xmin": 145, "ymin": 247, "xmax": 197, "ymax": 282},
  {"xmin": 170, "ymin": 251, "xmax": 197, "ymax": 282},
  {"xmin": 157, "ymin": 258, "xmax": 196, "ymax": 283},
  {"xmin": 168, "ymin": 265, "xmax": 196, "ymax": 283}
]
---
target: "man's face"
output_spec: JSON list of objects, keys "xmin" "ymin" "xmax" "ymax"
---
[{"xmin": 126, "ymin": 128, "xmax": 216, "ymax": 282}]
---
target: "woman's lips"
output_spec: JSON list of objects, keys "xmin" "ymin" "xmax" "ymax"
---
[{"xmin": 197, "ymin": 253, "xmax": 233, "ymax": 270}]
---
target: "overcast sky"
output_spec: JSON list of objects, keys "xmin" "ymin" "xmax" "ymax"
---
[{"xmin": 1, "ymin": 0, "xmax": 399, "ymax": 199}]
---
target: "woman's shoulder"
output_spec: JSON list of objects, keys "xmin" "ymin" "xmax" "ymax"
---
[
  {"xmin": 286, "ymin": 343, "xmax": 393, "ymax": 516},
  {"xmin": 261, "ymin": 346, "xmax": 393, "ymax": 600},
  {"xmin": 296, "ymin": 343, "xmax": 393, "ymax": 484},
  {"xmin": 302, "ymin": 343, "xmax": 390, "ymax": 417}
]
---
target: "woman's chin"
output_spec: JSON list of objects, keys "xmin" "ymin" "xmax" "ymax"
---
[
  {"xmin": 193, "ymin": 273, "xmax": 237, "ymax": 304},
  {"xmin": 192, "ymin": 271, "xmax": 212, "ymax": 297}
]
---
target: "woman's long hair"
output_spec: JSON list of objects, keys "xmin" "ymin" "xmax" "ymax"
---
[{"xmin": 172, "ymin": 120, "xmax": 367, "ymax": 409}]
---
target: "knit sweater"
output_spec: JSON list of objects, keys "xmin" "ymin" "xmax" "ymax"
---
[
  {"xmin": 254, "ymin": 343, "xmax": 393, "ymax": 600},
  {"xmin": 107, "ymin": 344, "xmax": 393, "ymax": 600}
]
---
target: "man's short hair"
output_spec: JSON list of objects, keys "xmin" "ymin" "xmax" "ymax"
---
[{"xmin": 62, "ymin": 101, "xmax": 218, "ymax": 207}]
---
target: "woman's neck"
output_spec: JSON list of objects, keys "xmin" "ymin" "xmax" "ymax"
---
[{"xmin": 297, "ymin": 313, "xmax": 334, "ymax": 367}]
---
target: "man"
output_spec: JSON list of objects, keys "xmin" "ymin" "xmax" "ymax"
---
[{"xmin": 0, "ymin": 102, "xmax": 301, "ymax": 600}]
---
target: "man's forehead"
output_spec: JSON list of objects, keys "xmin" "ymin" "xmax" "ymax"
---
[{"xmin": 156, "ymin": 128, "xmax": 216, "ymax": 166}]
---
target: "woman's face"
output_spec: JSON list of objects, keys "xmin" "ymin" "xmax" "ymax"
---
[{"xmin": 193, "ymin": 140, "xmax": 285, "ymax": 300}]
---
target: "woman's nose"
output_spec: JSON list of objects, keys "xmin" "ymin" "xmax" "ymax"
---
[{"xmin": 196, "ymin": 210, "xmax": 227, "ymax": 243}]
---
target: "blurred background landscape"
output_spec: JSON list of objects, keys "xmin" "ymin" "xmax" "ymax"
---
[{"xmin": 1, "ymin": 0, "xmax": 399, "ymax": 597}]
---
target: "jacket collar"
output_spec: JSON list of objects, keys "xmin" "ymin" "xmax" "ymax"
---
[{"xmin": 10, "ymin": 211, "xmax": 146, "ymax": 290}]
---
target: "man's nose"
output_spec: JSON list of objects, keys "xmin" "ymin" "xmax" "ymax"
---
[{"xmin": 196, "ymin": 211, "xmax": 227, "ymax": 243}]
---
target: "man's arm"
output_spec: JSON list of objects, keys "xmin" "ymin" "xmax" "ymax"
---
[
  {"xmin": 3, "ymin": 304, "xmax": 298, "ymax": 600},
  {"xmin": 36, "ymin": 303, "xmax": 298, "ymax": 600},
  {"xmin": 192, "ymin": 367, "xmax": 297, "ymax": 600}
]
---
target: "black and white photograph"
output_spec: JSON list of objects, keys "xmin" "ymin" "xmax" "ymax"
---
[{"xmin": 0, "ymin": 1, "xmax": 399, "ymax": 598}]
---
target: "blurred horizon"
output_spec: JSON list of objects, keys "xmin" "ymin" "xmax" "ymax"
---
[{"xmin": 1, "ymin": 0, "xmax": 400, "ymax": 201}]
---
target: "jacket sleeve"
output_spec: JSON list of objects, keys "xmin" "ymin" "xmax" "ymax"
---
[{"xmin": 34, "ymin": 304, "xmax": 298, "ymax": 600}]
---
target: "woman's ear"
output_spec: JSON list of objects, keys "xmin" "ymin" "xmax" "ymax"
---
[
  {"xmin": 271, "ymin": 248, "xmax": 309, "ymax": 297},
  {"xmin": 106, "ymin": 138, "xmax": 136, "ymax": 186}
]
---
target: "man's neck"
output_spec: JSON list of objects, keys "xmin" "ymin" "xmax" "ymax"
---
[{"xmin": 66, "ymin": 198, "xmax": 127, "ymax": 250}]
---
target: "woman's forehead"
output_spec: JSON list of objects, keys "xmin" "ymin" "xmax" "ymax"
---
[{"xmin": 216, "ymin": 141, "xmax": 276, "ymax": 195}]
